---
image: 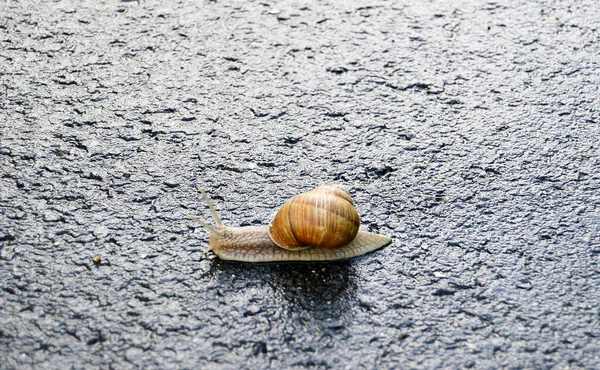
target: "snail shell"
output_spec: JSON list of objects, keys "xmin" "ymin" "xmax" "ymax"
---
[
  {"xmin": 268, "ymin": 185, "xmax": 359, "ymax": 250},
  {"xmin": 187, "ymin": 185, "xmax": 391, "ymax": 263}
]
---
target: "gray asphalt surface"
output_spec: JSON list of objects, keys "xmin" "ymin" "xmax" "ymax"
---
[{"xmin": 1, "ymin": 0, "xmax": 599, "ymax": 369}]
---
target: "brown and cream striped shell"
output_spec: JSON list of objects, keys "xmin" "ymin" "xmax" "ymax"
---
[{"xmin": 268, "ymin": 185, "xmax": 360, "ymax": 250}]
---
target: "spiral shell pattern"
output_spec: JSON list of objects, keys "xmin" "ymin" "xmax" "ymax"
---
[{"xmin": 268, "ymin": 185, "xmax": 360, "ymax": 250}]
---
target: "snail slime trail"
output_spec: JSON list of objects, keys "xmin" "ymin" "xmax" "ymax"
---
[{"xmin": 187, "ymin": 185, "xmax": 392, "ymax": 263}]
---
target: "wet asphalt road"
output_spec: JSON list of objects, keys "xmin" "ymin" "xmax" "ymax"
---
[{"xmin": 1, "ymin": 0, "xmax": 599, "ymax": 369}]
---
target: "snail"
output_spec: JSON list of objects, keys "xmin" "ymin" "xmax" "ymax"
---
[{"xmin": 187, "ymin": 185, "xmax": 392, "ymax": 263}]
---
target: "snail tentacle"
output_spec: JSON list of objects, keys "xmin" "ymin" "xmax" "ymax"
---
[
  {"xmin": 187, "ymin": 187, "xmax": 225, "ymax": 237},
  {"xmin": 197, "ymin": 186, "xmax": 222, "ymax": 227},
  {"xmin": 187, "ymin": 215, "xmax": 223, "ymax": 237}
]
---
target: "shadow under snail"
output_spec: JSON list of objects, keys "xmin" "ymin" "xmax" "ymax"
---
[{"xmin": 187, "ymin": 185, "xmax": 392, "ymax": 263}]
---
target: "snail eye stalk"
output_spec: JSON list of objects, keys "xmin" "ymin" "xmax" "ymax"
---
[
  {"xmin": 197, "ymin": 186, "xmax": 222, "ymax": 227},
  {"xmin": 186, "ymin": 215, "xmax": 223, "ymax": 237},
  {"xmin": 186, "ymin": 187, "xmax": 224, "ymax": 237}
]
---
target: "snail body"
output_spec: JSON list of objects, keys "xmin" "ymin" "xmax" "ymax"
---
[{"xmin": 188, "ymin": 185, "xmax": 391, "ymax": 263}]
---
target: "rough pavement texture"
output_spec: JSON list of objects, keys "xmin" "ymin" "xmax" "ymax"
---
[{"xmin": 1, "ymin": 0, "xmax": 599, "ymax": 368}]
